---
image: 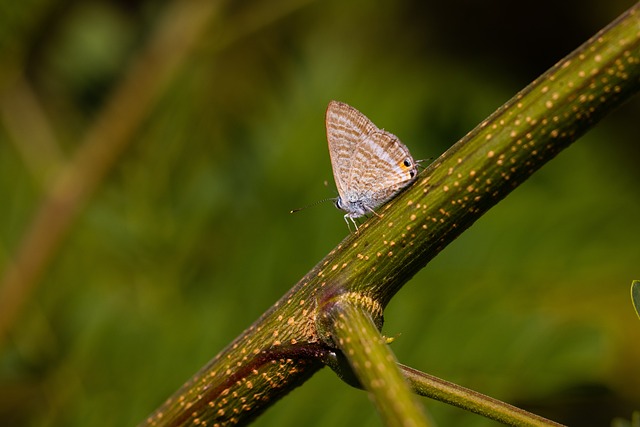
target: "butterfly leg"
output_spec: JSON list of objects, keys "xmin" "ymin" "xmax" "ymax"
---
[
  {"xmin": 365, "ymin": 205, "xmax": 381, "ymax": 218},
  {"xmin": 344, "ymin": 214, "xmax": 359, "ymax": 233}
]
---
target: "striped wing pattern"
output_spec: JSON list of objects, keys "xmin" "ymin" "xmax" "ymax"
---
[{"xmin": 325, "ymin": 101, "xmax": 418, "ymax": 223}]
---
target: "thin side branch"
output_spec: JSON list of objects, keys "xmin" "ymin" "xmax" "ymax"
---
[{"xmin": 400, "ymin": 364, "xmax": 564, "ymax": 427}]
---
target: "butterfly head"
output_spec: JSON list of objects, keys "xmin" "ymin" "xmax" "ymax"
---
[{"xmin": 335, "ymin": 196, "xmax": 369, "ymax": 218}]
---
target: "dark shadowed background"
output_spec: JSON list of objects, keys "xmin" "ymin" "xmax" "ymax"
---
[{"xmin": 1, "ymin": 0, "xmax": 639, "ymax": 426}]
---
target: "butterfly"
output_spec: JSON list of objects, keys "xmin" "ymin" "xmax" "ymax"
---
[{"xmin": 325, "ymin": 101, "xmax": 418, "ymax": 230}]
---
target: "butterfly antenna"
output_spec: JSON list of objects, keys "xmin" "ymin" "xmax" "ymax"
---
[
  {"xmin": 290, "ymin": 197, "xmax": 335, "ymax": 214},
  {"xmin": 415, "ymin": 157, "xmax": 433, "ymax": 170}
]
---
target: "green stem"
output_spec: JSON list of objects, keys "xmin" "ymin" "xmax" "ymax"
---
[
  {"xmin": 340, "ymin": 2, "xmax": 640, "ymax": 306},
  {"xmin": 318, "ymin": 294, "xmax": 433, "ymax": 427},
  {"xmin": 400, "ymin": 364, "xmax": 564, "ymax": 427}
]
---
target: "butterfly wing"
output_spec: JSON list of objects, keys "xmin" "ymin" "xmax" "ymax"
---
[
  {"xmin": 325, "ymin": 101, "xmax": 376, "ymax": 202},
  {"xmin": 326, "ymin": 101, "xmax": 417, "ymax": 213},
  {"xmin": 354, "ymin": 130, "xmax": 417, "ymax": 207}
]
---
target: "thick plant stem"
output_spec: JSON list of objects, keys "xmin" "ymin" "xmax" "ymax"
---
[
  {"xmin": 317, "ymin": 295, "xmax": 433, "ymax": 427},
  {"xmin": 141, "ymin": 4, "xmax": 640, "ymax": 426}
]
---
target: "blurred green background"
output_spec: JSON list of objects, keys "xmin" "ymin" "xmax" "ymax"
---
[{"xmin": 1, "ymin": 0, "xmax": 639, "ymax": 426}]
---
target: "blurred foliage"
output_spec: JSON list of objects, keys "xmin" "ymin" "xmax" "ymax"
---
[
  {"xmin": 1, "ymin": 0, "xmax": 639, "ymax": 426},
  {"xmin": 611, "ymin": 411, "xmax": 640, "ymax": 427}
]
